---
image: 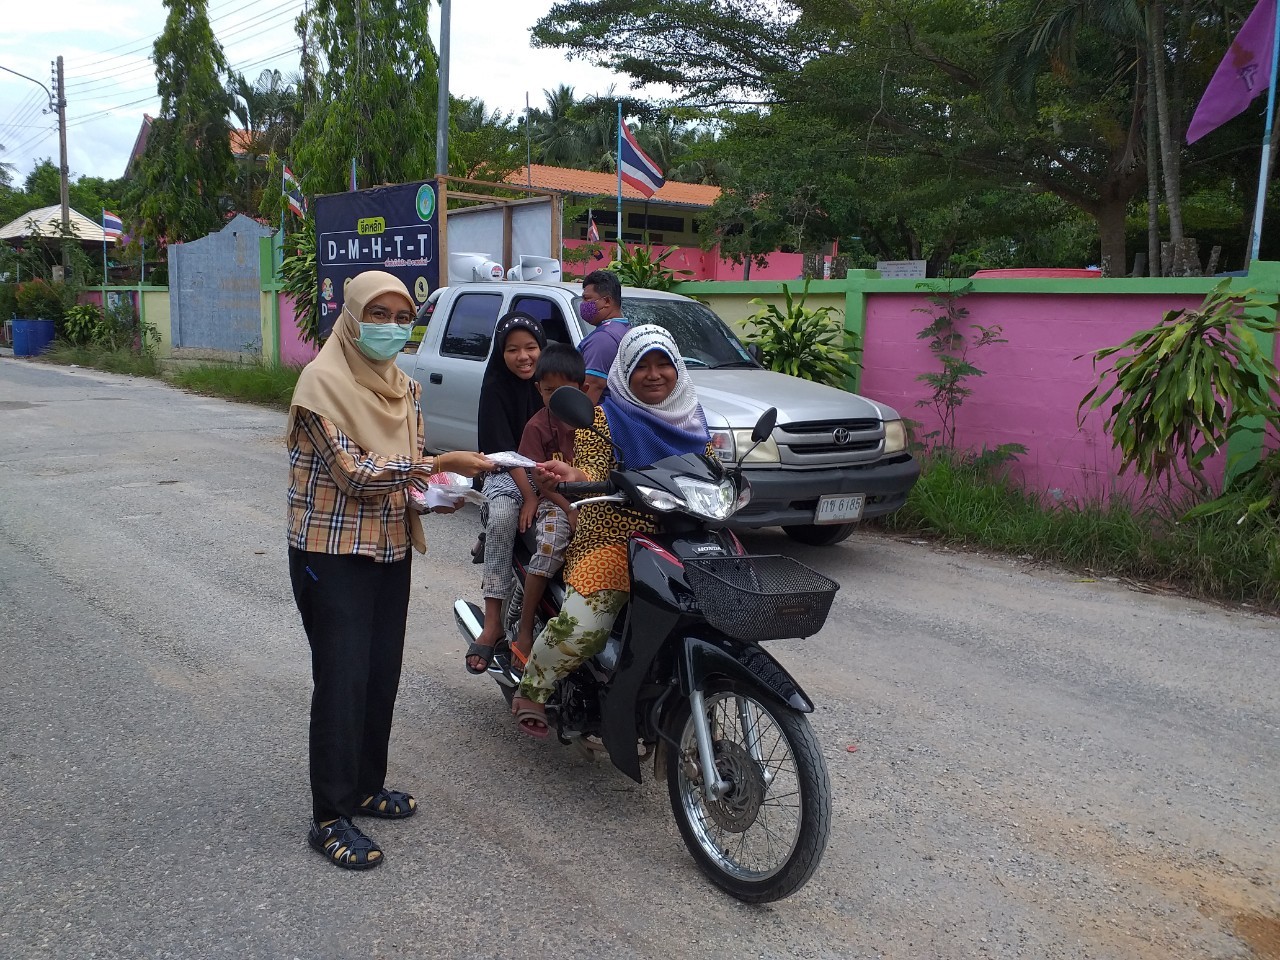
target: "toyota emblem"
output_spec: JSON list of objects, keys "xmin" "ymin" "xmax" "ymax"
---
[{"xmin": 832, "ymin": 427, "xmax": 851, "ymax": 444}]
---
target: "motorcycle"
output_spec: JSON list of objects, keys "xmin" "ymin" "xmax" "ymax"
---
[{"xmin": 454, "ymin": 386, "xmax": 837, "ymax": 903}]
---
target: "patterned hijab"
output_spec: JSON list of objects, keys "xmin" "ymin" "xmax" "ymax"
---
[{"xmin": 602, "ymin": 324, "xmax": 708, "ymax": 467}]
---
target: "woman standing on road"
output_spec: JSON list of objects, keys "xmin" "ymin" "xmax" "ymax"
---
[{"xmin": 287, "ymin": 270, "xmax": 492, "ymax": 871}]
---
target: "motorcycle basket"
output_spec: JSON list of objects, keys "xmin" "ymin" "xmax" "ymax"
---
[{"xmin": 683, "ymin": 555, "xmax": 839, "ymax": 642}]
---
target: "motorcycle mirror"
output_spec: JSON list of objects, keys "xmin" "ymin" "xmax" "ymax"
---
[
  {"xmin": 548, "ymin": 385, "xmax": 597, "ymax": 430},
  {"xmin": 751, "ymin": 408, "xmax": 778, "ymax": 444}
]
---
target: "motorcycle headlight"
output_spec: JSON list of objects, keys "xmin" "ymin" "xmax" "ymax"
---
[
  {"xmin": 731, "ymin": 429, "xmax": 780, "ymax": 463},
  {"xmin": 673, "ymin": 475, "xmax": 738, "ymax": 521},
  {"xmin": 883, "ymin": 419, "xmax": 907, "ymax": 455},
  {"xmin": 636, "ymin": 484, "xmax": 684, "ymax": 512}
]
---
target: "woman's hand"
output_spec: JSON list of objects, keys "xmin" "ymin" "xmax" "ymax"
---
[
  {"xmin": 535, "ymin": 459, "xmax": 584, "ymax": 487},
  {"xmin": 438, "ymin": 451, "xmax": 495, "ymax": 477}
]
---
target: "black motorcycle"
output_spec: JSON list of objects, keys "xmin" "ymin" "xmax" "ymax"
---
[{"xmin": 454, "ymin": 387, "xmax": 837, "ymax": 903}]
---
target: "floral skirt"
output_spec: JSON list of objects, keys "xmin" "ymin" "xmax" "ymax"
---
[{"xmin": 516, "ymin": 585, "xmax": 627, "ymax": 704}]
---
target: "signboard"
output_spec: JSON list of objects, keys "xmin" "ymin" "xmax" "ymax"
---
[
  {"xmin": 314, "ymin": 181, "xmax": 440, "ymax": 336},
  {"xmin": 876, "ymin": 259, "xmax": 927, "ymax": 279}
]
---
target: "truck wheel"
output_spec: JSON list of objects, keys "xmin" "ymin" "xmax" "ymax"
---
[{"xmin": 783, "ymin": 522, "xmax": 856, "ymax": 546}]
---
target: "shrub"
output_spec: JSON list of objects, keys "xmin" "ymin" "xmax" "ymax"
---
[
  {"xmin": 15, "ymin": 279, "xmax": 72, "ymax": 321},
  {"xmin": 743, "ymin": 281, "xmax": 856, "ymax": 387}
]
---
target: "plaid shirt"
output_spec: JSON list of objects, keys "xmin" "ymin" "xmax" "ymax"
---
[{"xmin": 287, "ymin": 384, "xmax": 432, "ymax": 562}]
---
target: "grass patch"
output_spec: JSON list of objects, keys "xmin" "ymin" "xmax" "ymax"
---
[
  {"xmin": 878, "ymin": 453, "xmax": 1280, "ymax": 612},
  {"xmin": 167, "ymin": 359, "xmax": 302, "ymax": 409},
  {"xmin": 39, "ymin": 340, "xmax": 162, "ymax": 377}
]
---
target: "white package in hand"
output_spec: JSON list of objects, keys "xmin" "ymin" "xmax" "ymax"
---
[{"xmin": 485, "ymin": 450, "xmax": 536, "ymax": 470}]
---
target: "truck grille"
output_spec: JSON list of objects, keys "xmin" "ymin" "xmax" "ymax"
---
[{"xmin": 776, "ymin": 418, "xmax": 883, "ymax": 463}]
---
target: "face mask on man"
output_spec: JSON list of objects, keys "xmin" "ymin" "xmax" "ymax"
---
[
  {"xmin": 578, "ymin": 299, "xmax": 601, "ymax": 324},
  {"xmin": 354, "ymin": 319, "xmax": 414, "ymax": 360}
]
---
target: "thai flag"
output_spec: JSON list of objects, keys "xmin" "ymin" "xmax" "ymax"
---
[
  {"xmin": 587, "ymin": 216, "xmax": 600, "ymax": 242},
  {"xmin": 283, "ymin": 165, "xmax": 307, "ymax": 217},
  {"xmin": 102, "ymin": 209, "xmax": 123, "ymax": 240},
  {"xmin": 619, "ymin": 123, "xmax": 665, "ymax": 198}
]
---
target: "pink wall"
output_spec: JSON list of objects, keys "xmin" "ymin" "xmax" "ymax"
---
[
  {"xmin": 279, "ymin": 293, "xmax": 318, "ymax": 366},
  {"xmin": 859, "ymin": 292, "xmax": 1230, "ymax": 504},
  {"xmin": 563, "ymin": 239, "xmax": 810, "ymax": 282}
]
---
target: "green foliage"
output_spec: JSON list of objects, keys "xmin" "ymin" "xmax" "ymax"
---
[
  {"xmin": 229, "ymin": 69, "xmax": 302, "ymax": 218},
  {"xmin": 15, "ymin": 279, "xmax": 72, "ymax": 320},
  {"xmin": 607, "ymin": 245, "xmax": 692, "ymax": 290},
  {"xmin": 281, "ymin": 218, "xmax": 319, "ymax": 344},
  {"xmin": 129, "ymin": 0, "xmax": 235, "ymax": 242},
  {"xmin": 292, "ymin": 0, "xmax": 438, "ymax": 194},
  {"xmin": 62, "ymin": 303, "xmax": 103, "ymax": 345},
  {"xmin": 1184, "ymin": 450, "xmax": 1280, "ymax": 535},
  {"xmin": 0, "ymin": 282, "xmax": 18, "ymax": 321},
  {"xmin": 913, "ymin": 282, "xmax": 1014, "ymax": 453},
  {"xmin": 169, "ymin": 358, "xmax": 302, "ymax": 408},
  {"xmin": 1080, "ymin": 280, "xmax": 1280, "ymax": 495},
  {"xmin": 40, "ymin": 340, "xmax": 161, "ymax": 377},
  {"xmin": 879, "ymin": 449, "xmax": 1280, "ymax": 612},
  {"xmin": 743, "ymin": 281, "xmax": 855, "ymax": 387}
]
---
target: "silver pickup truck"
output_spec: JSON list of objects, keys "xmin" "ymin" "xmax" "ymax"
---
[{"xmin": 396, "ymin": 281, "xmax": 919, "ymax": 545}]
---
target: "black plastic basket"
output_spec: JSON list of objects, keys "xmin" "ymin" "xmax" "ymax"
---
[{"xmin": 683, "ymin": 555, "xmax": 839, "ymax": 642}]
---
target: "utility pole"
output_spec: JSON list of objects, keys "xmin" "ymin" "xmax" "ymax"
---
[
  {"xmin": 435, "ymin": 0, "xmax": 450, "ymax": 178},
  {"xmin": 54, "ymin": 57, "xmax": 70, "ymax": 247}
]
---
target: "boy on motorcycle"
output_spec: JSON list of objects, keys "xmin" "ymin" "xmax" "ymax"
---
[{"xmin": 512, "ymin": 325, "xmax": 713, "ymax": 738}]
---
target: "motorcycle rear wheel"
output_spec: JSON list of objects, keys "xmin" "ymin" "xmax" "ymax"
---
[{"xmin": 666, "ymin": 680, "xmax": 831, "ymax": 903}]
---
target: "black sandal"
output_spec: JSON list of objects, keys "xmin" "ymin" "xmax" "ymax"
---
[
  {"xmin": 308, "ymin": 817, "xmax": 383, "ymax": 870},
  {"xmin": 465, "ymin": 641, "xmax": 495, "ymax": 675},
  {"xmin": 358, "ymin": 788, "xmax": 417, "ymax": 820}
]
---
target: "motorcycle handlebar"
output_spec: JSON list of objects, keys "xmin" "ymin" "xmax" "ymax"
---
[{"xmin": 560, "ymin": 481, "xmax": 615, "ymax": 498}]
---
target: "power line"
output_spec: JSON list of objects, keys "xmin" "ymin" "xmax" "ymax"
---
[
  {"xmin": 65, "ymin": 0, "xmax": 278, "ymax": 73},
  {"xmin": 66, "ymin": 0, "xmax": 301, "ymax": 82}
]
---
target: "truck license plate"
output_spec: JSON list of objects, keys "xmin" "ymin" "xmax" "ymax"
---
[{"xmin": 815, "ymin": 493, "xmax": 865, "ymax": 524}]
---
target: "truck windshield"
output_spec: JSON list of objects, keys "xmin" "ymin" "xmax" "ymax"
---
[{"xmin": 577, "ymin": 297, "xmax": 760, "ymax": 370}]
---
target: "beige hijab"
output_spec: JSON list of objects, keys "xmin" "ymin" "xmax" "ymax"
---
[{"xmin": 288, "ymin": 271, "xmax": 426, "ymax": 551}]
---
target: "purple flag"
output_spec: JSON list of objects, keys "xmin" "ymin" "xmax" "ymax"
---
[{"xmin": 1187, "ymin": 0, "xmax": 1277, "ymax": 143}]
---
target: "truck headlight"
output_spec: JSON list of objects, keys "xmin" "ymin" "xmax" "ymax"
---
[
  {"xmin": 708, "ymin": 429, "xmax": 735, "ymax": 461},
  {"xmin": 883, "ymin": 419, "xmax": 907, "ymax": 454},
  {"xmin": 732, "ymin": 429, "xmax": 780, "ymax": 463}
]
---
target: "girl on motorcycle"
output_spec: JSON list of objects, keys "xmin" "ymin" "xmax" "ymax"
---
[
  {"xmin": 513, "ymin": 324, "xmax": 712, "ymax": 737},
  {"xmin": 465, "ymin": 313, "xmax": 547, "ymax": 673}
]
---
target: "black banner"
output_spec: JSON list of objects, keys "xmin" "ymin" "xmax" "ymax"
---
[{"xmin": 314, "ymin": 180, "xmax": 440, "ymax": 336}]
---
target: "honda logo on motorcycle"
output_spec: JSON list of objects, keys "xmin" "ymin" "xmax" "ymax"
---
[{"xmin": 832, "ymin": 427, "xmax": 852, "ymax": 445}]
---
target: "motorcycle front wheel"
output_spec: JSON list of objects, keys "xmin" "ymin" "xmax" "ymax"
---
[{"xmin": 666, "ymin": 680, "xmax": 831, "ymax": 903}]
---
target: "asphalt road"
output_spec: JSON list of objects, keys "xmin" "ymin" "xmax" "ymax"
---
[{"xmin": 1, "ymin": 357, "xmax": 1277, "ymax": 960}]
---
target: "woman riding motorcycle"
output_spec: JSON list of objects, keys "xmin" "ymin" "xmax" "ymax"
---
[{"xmin": 511, "ymin": 324, "xmax": 713, "ymax": 737}]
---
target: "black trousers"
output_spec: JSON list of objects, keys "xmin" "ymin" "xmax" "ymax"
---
[{"xmin": 288, "ymin": 547, "xmax": 412, "ymax": 822}]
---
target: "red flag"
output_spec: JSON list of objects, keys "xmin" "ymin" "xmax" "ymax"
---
[{"xmin": 1187, "ymin": 0, "xmax": 1277, "ymax": 143}]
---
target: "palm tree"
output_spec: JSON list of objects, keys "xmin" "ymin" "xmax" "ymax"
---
[{"xmin": 530, "ymin": 85, "xmax": 593, "ymax": 166}]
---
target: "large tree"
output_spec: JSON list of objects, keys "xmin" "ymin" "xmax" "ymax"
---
[
  {"xmin": 291, "ymin": 0, "xmax": 439, "ymax": 193},
  {"xmin": 129, "ymin": 0, "xmax": 235, "ymax": 243},
  {"xmin": 533, "ymin": 0, "xmax": 1261, "ymax": 271}
]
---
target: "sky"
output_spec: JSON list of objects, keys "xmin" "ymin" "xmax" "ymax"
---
[{"xmin": 0, "ymin": 0, "xmax": 643, "ymax": 187}]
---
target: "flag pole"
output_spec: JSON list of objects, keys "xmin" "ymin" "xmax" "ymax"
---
[
  {"xmin": 1249, "ymin": 0, "xmax": 1280, "ymax": 262},
  {"xmin": 616, "ymin": 101, "xmax": 623, "ymax": 260}
]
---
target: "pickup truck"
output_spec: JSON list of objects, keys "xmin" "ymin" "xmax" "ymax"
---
[{"xmin": 396, "ymin": 281, "xmax": 919, "ymax": 545}]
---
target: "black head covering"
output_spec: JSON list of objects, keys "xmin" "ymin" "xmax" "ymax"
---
[{"xmin": 477, "ymin": 311, "xmax": 547, "ymax": 452}]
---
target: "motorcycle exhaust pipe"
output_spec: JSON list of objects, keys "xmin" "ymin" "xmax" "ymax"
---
[{"xmin": 453, "ymin": 599, "xmax": 484, "ymax": 644}]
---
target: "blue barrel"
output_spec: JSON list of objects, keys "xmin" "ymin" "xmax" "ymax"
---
[{"xmin": 11, "ymin": 319, "xmax": 56, "ymax": 357}]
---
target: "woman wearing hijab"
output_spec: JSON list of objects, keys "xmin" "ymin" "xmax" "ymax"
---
[
  {"xmin": 288, "ymin": 270, "xmax": 492, "ymax": 870},
  {"xmin": 465, "ymin": 312, "xmax": 548, "ymax": 673},
  {"xmin": 513, "ymin": 325, "xmax": 712, "ymax": 737}
]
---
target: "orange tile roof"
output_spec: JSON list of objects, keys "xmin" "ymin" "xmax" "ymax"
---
[
  {"xmin": 506, "ymin": 164, "xmax": 720, "ymax": 209},
  {"xmin": 229, "ymin": 128, "xmax": 255, "ymax": 155}
]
